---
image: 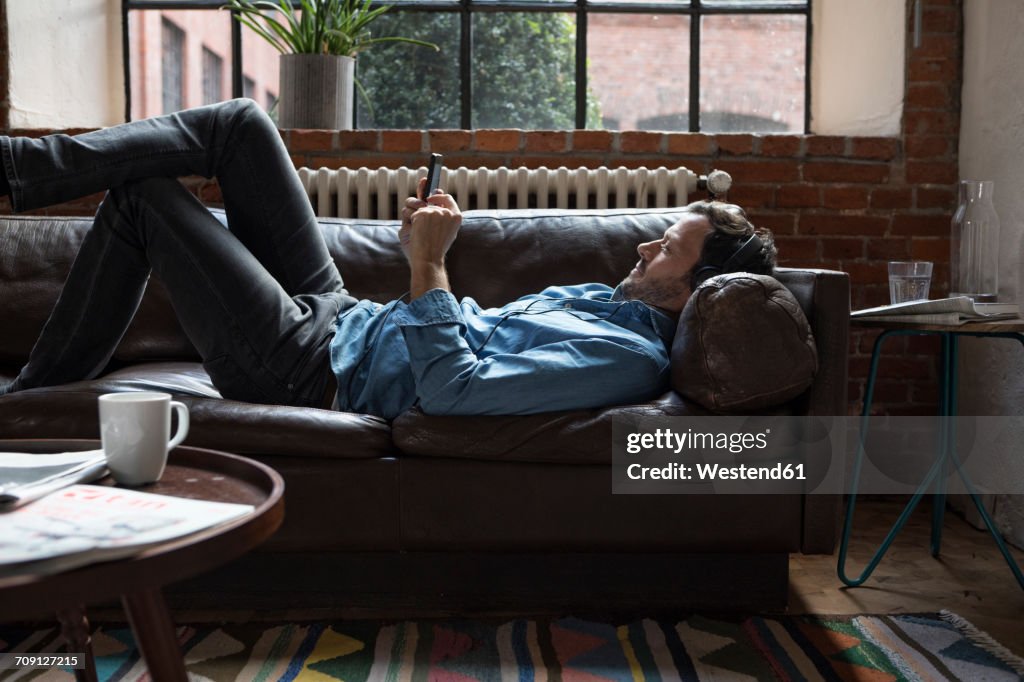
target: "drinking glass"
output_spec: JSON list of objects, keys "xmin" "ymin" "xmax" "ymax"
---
[{"xmin": 888, "ymin": 261, "xmax": 933, "ymax": 304}]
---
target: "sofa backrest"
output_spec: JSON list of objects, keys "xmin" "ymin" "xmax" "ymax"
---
[
  {"xmin": 0, "ymin": 208, "xmax": 849, "ymax": 415},
  {"xmin": 0, "ymin": 207, "xmax": 685, "ymax": 363},
  {"xmin": 0, "ymin": 214, "xmax": 199, "ymax": 366},
  {"xmin": 318, "ymin": 207, "xmax": 685, "ymax": 306}
]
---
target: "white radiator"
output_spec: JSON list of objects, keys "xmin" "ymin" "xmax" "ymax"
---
[{"xmin": 297, "ymin": 165, "xmax": 731, "ymax": 219}]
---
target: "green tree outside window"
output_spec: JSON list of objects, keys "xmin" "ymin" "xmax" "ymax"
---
[{"xmin": 357, "ymin": 12, "xmax": 601, "ymax": 129}]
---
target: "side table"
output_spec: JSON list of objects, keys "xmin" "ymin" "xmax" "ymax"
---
[
  {"xmin": 0, "ymin": 439, "xmax": 285, "ymax": 681},
  {"xmin": 837, "ymin": 318, "xmax": 1024, "ymax": 590}
]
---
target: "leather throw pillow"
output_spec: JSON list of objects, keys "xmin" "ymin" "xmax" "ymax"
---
[{"xmin": 671, "ymin": 273, "xmax": 817, "ymax": 411}]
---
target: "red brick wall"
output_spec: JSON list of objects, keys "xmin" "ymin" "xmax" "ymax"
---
[
  {"xmin": 0, "ymin": 0, "xmax": 962, "ymax": 416},
  {"xmin": 585, "ymin": 13, "xmax": 806, "ymax": 132}
]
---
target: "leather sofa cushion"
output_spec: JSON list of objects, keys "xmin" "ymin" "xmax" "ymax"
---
[
  {"xmin": 441, "ymin": 208, "xmax": 682, "ymax": 308},
  {"xmin": 671, "ymin": 273, "xmax": 818, "ymax": 411},
  {"xmin": 393, "ymin": 389, "xmax": 794, "ymax": 464},
  {"xmin": 0, "ymin": 363, "xmax": 393, "ymax": 460},
  {"xmin": 241, "ymin": 207, "xmax": 683, "ymax": 308},
  {"xmin": 392, "ymin": 393, "xmax": 708, "ymax": 465},
  {"xmin": 0, "ymin": 215, "xmax": 199, "ymax": 364}
]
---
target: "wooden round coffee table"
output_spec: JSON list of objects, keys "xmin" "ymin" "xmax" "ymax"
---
[{"xmin": 0, "ymin": 439, "xmax": 284, "ymax": 682}]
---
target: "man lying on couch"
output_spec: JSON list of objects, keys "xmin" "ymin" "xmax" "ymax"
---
[{"xmin": 0, "ymin": 99, "xmax": 776, "ymax": 417}]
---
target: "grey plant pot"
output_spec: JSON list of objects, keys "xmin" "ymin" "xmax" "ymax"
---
[{"xmin": 278, "ymin": 54, "xmax": 355, "ymax": 130}]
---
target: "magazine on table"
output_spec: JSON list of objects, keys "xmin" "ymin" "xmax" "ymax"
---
[
  {"xmin": 0, "ymin": 449, "xmax": 109, "ymax": 509},
  {"xmin": 0, "ymin": 484, "xmax": 254, "ymax": 576},
  {"xmin": 851, "ymin": 296, "xmax": 1020, "ymax": 326}
]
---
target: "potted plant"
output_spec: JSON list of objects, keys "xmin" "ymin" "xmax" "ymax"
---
[{"xmin": 224, "ymin": 0, "xmax": 436, "ymax": 129}]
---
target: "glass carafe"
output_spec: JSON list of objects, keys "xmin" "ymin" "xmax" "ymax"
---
[{"xmin": 950, "ymin": 180, "xmax": 1000, "ymax": 302}]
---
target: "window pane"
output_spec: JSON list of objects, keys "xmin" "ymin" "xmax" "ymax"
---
[
  {"xmin": 703, "ymin": 0, "xmax": 805, "ymax": 6},
  {"xmin": 473, "ymin": 0, "xmax": 572, "ymax": 4},
  {"xmin": 472, "ymin": 13, "xmax": 577, "ymax": 129},
  {"xmin": 589, "ymin": 0, "xmax": 688, "ymax": 5},
  {"xmin": 700, "ymin": 14, "xmax": 805, "ymax": 132},
  {"xmin": 588, "ymin": 14, "xmax": 690, "ymax": 131},
  {"xmin": 357, "ymin": 12, "xmax": 460, "ymax": 129},
  {"xmin": 161, "ymin": 19, "xmax": 185, "ymax": 114},
  {"xmin": 202, "ymin": 47, "xmax": 224, "ymax": 105},
  {"xmin": 129, "ymin": 9, "xmax": 240, "ymax": 120}
]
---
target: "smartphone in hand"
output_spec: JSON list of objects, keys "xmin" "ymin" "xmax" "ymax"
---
[{"xmin": 422, "ymin": 153, "xmax": 443, "ymax": 200}]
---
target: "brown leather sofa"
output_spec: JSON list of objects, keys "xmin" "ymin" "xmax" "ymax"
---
[{"xmin": 0, "ymin": 206, "xmax": 849, "ymax": 613}]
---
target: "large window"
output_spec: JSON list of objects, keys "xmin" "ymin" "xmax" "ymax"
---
[{"xmin": 125, "ymin": 0, "xmax": 810, "ymax": 131}]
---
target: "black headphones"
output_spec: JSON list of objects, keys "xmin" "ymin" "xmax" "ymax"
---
[{"xmin": 692, "ymin": 233, "xmax": 765, "ymax": 287}]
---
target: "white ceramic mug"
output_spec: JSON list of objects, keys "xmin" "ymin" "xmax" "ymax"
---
[{"xmin": 98, "ymin": 392, "xmax": 190, "ymax": 486}]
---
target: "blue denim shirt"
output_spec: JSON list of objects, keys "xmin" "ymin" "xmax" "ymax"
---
[{"xmin": 329, "ymin": 284, "xmax": 677, "ymax": 419}]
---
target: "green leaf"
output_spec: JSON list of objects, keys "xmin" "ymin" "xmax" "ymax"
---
[
  {"xmin": 225, "ymin": 0, "xmax": 425, "ymax": 57},
  {"xmin": 228, "ymin": 11, "xmax": 290, "ymax": 53}
]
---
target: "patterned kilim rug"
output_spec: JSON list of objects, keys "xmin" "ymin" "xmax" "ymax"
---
[{"xmin": 2, "ymin": 611, "xmax": 1023, "ymax": 681}]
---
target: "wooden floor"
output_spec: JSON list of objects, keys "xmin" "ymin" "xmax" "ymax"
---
[{"xmin": 789, "ymin": 497, "xmax": 1024, "ymax": 656}]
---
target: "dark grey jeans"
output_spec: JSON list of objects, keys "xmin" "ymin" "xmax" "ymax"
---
[{"xmin": 0, "ymin": 98, "xmax": 356, "ymax": 407}]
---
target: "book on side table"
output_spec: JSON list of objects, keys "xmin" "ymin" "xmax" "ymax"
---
[{"xmin": 852, "ymin": 296, "xmax": 1020, "ymax": 326}]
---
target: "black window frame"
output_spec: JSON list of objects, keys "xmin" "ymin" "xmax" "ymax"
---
[{"xmin": 124, "ymin": 0, "xmax": 812, "ymax": 132}]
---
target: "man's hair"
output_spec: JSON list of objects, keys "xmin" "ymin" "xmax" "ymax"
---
[{"xmin": 683, "ymin": 200, "xmax": 777, "ymax": 289}]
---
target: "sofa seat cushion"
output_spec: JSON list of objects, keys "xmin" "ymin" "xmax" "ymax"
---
[
  {"xmin": 394, "ymin": 393, "xmax": 715, "ymax": 465},
  {"xmin": 672, "ymin": 273, "xmax": 818, "ymax": 411},
  {"xmin": 0, "ymin": 362, "xmax": 393, "ymax": 460},
  {"xmin": 393, "ymin": 390, "xmax": 795, "ymax": 465}
]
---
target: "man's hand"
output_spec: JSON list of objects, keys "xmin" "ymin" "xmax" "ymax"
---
[
  {"xmin": 399, "ymin": 178, "xmax": 459, "ymax": 261},
  {"xmin": 399, "ymin": 187, "xmax": 426, "ymax": 263},
  {"xmin": 400, "ymin": 178, "xmax": 462, "ymax": 299},
  {"xmin": 408, "ymin": 193, "xmax": 461, "ymax": 265}
]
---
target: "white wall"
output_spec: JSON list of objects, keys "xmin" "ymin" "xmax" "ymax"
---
[
  {"xmin": 6, "ymin": 0, "xmax": 124, "ymax": 128},
  {"xmin": 4, "ymin": 0, "xmax": 900, "ymax": 134},
  {"xmin": 811, "ymin": 0, "xmax": 906, "ymax": 135},
  {"xmin": 958, "ymin": 0, "xmax": 1024, "ymax": 545}
]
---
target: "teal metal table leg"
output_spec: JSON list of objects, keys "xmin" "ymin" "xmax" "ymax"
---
[
  {"xmin": 930, "ymin": 333, "xmax": 952, "ymax": 557},
  {"xmin": 836, "ymin": 331, "xmax": 889, "ymax": 586},
  {"xmin": 838, "ymin": 330, "xmax": 943, "ymax": 586},
  {"xmin": 842, "ymin": 328, "xmax": 1024, "ymax": 590},
  {"xmin": 838, "ymin": 458, "xmax": 944, "ymax": 586}
]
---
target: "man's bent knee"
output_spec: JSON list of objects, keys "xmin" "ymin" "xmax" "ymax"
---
[
  {"xmin": 110, "ymin": 176, "xmax": 188, "ymax": 204},
  {"xmin": 103, "ymin": 177, "xmax": 199, "ymax": 245},
  {"xmin": 222, "ymin": 98, "xmax": 274, "ymax": 136}
]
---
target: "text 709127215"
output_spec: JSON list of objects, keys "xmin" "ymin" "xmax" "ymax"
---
[{"xmin": 0, "ymin": 653, "xmax": 86, "ymax": 670}]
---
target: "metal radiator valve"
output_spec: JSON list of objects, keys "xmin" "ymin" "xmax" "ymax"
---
[{"xmin": 697, "ymin": 170, "xmax": 733, "ymax": 201}]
